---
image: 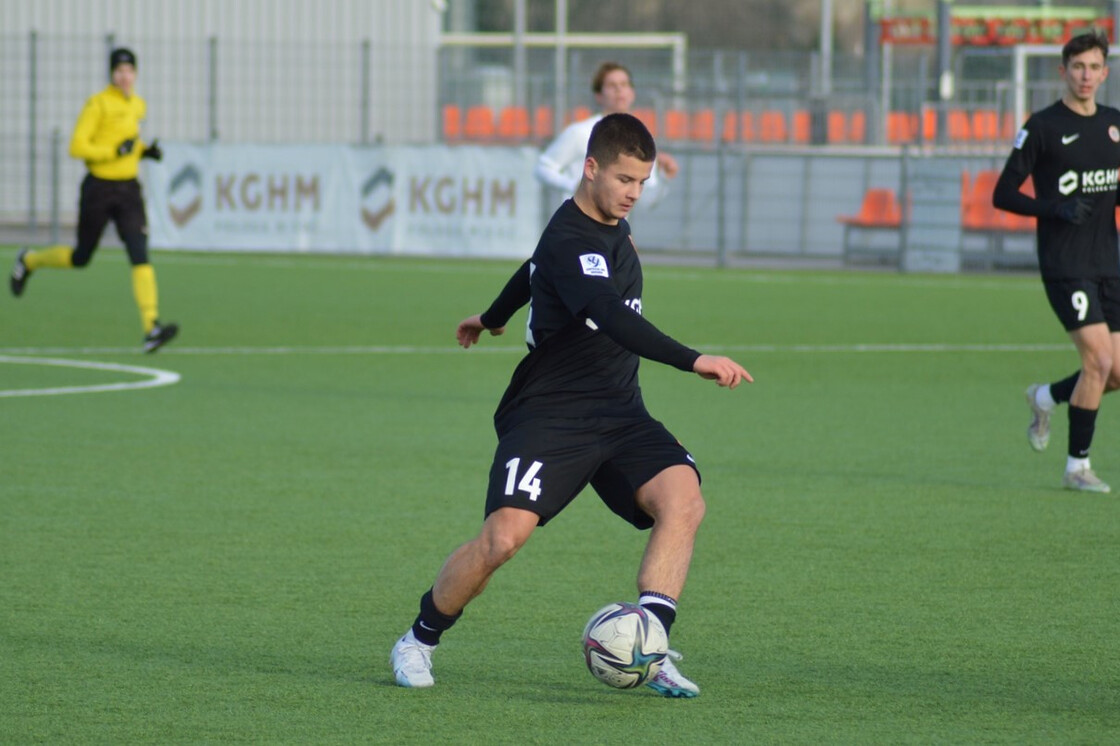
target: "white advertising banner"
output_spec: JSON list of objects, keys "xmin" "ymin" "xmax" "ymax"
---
[{"xmin": 146, "ymin": 143, "xmax": 541, "ymax": 258}]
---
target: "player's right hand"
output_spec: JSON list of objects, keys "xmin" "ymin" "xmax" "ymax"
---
[
  {"xmin": 141, "ymin": 139, "xmax": 163, "ymax": 161},
  {"xmin": 693, "ymin": 354, "xmax": 752, "ymax": 389},
  {"xmin": 116, "ymin": 138, "xmax": 136, "ymax": 157},
  {"xmin": 657, "ymin": 152, "xmax": 680, "ymax": 179},
  {"xmin": 456, "ymin": 314, "xmax": 505, "ymax": 349},
  {"xmin": 1050, "ymin": 197, "xmax": 1092, "ymax": 225}
]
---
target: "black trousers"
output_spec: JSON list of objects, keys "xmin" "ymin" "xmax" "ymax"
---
[{"xmin": 73, "ymin": 175, "xmax": 149, "ymax": 267}]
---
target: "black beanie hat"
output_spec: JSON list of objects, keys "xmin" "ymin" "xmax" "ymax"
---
[{"xmin": 109, "ymin": 48, "xmax": 137, "ymax": 72}]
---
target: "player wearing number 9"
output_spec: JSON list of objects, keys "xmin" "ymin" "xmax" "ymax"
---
[
  {"xmin": 389, "ymin": 113, "xmax": 752, "ymax": 697},
  {"xmin": 994, "ymin": 32, "xmax": 1120, "ymax": 493}
]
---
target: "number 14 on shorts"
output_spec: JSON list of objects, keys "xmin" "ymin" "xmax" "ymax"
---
[{"xmin": 504, "ymin": 457, "xmax": 543, "ymax": 501}]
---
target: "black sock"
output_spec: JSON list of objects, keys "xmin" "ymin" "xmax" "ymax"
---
[
  {"xmin": 1068, "ymin": 405, "xmax": 1098, "ymax": 459},
  {"xmin": 1051, "ymin": 372, "xmax": 1080, "ymax": 404},
  {"xmin": 639, "ymin": 591, "xmax": 677, "ymax": 637},
  {"xmin": 410, "ymin": 588, "xmax": 460, "ymax": 646}
]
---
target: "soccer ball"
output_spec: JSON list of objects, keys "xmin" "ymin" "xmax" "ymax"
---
[{"xmin": 581, "ymin": 602, "xmax": 668, "ymax": 689}]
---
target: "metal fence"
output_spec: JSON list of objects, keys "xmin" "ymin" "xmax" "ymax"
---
[
  {"xmin": 1, "ymin": 30, "xmax": 436, "ymax": 230},
  {"xmin": 0, "ymin": 30, "xmax": 1082, "ymax": 267}
]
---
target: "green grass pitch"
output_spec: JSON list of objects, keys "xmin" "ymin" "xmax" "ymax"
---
[{"xmin": 1, "ymin": 247, "xmax": 1117, "ymax": 743}]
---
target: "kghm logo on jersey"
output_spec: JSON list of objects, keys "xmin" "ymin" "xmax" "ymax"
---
[{"xmin": 1058, "ymin": 168, "xmax": 1119, "ymax": 196}]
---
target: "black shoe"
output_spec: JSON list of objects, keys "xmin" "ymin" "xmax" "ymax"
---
[
  {"xmin": 143, "ymin": 321, "xmax": 179, "ymax": 353},
  {"xmin": 10, "ymin": 248, "xmax": 30, "ymax": 297}
]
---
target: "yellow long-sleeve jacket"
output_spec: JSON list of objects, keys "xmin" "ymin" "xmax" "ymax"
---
[{"xmin": 68, "ymin": 85, "xmax": 153, "ymax": 180}]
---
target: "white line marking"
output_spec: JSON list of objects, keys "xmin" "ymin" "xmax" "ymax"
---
[
  {"xmin": 140, "ymin": 253, "xmax": 1041, "ymax": 292},
  {"xmin": 0, "ymin": 356, "xmax": 181, "ymax": 398},
  {"xmin": 0, "ymin": 343, "xmax": 1071, "ymax": 357}
]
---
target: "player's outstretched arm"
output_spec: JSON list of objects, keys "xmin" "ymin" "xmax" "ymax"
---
[
  {"xmin": 456, "ymin": 313, "xmax": 505, "ymax": 349},
  {"xmin": 692, "ymin": 354, "xmax": 752, "ymax": 389}
]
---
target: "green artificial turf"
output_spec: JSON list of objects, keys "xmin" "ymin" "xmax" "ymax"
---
[{"xmin": 1, "ymin": 248, "xmax": 1116, "ymax": 744}]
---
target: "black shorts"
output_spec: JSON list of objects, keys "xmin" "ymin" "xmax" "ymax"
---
[
  {"xmin": 1043, "ymin": 277, "xmax": 1120, "ymax": 331},
  {"xmin": 485, "ymin": 415, "xmax": 699, "ymax": 530},
  {"xmin": 74, "ymin": 175, "xmax": 149, "ymax": 266}
]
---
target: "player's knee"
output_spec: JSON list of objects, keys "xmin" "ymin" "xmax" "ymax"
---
[
  {"xmin": 480, "ymin": 530, "xmax": 526, "ymax": 568},
  {"xmin": 1106, "ymin": 364, "xmax": 1120, "ymax": 392},
  {"xmin": 651, "ymin": 490, "xmax": 705, "ymax": 531},
  {"xmin": 678, "ymin": 491, "xmax": 706, "ymax": 529},
  {"xmin": 70, "ymin": 252, "xmax": 91, "ymax": 268},
  {"xmin": 1085, "ymin": 353, "xmax": 1113, "ymax": 385}
]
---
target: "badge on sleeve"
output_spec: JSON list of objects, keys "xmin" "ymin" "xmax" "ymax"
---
[
  {"xmin": 1013, "ymin": 128, "xmax": 1028, "ymax": 150},
  {"xmin": 579, "ymin": 253, "xmax": 610, "ymax": 278}
]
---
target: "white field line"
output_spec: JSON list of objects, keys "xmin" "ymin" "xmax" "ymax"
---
[
  {"xmin": 139, "ymin": 253, "xmax": 1040, "ymax": 292},
  {"xmin": 0, "ymin": 343, "xmax": 1071, "ymax": 357},
  {"xmin": 0, "ymin": 355, "xmax": 181, "ymax": 398}
]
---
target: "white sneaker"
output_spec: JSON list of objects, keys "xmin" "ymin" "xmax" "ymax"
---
[
  {"xmin": 645, "ymin": 650, "xmax": 699, "ymax": 698},
  {"xmin": 390, "ymin": 630, "xmax": 435, "ymax": 688},
  {"xmin": 1062, "ymin": 468, "xmax": 1111, "ymax": 494},
  {"xmin": 1025, "ymin": 384, "xmax": 1051, "ymax": 452}
]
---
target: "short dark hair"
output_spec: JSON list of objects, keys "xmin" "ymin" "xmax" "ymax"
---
[
  {"xmin": 586, "ymin": 113, "xmax": 656, "ymax": 168},
  {"xmin": 591, "ymin": 62, "xmax": 632, "ymax": 94},
  {"xmin": 1062, "ymin": 31, "xmax": 1108, "ymax": 67}
]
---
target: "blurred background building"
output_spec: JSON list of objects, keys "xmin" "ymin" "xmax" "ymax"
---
[{"xmin": 3, "ymin": 0, "xmax": 1119, "ymax": 268}]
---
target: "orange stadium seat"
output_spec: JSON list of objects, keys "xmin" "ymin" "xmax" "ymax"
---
[
  {"xmin": 848, "ymin": 110, "xmax": 866, "ymax": 143},
  {"xmin": 792, "ymin": 110, "xmax": 811, "ymax": 143},
  {"xmin": 759, "ymin": 110, "xmax": 787, "ymax": 143},
  {"xmin": 962, "ymin": 170, "xmax": 1035, "ymax": 232},
  {"xmin": 442, "ymin": 104, "xmax": 462, "ymax": 141},
  {"xmin": 496, "ymin": 106, "xmax": 530, "ymax": 140},
  {"xmin": 947, "ymin": 110, "xmax": 971, "ymax": 141},
  {"xmin": 972, "ymin": 109, "xmax": 999, "ymax": 141},
  {"xmin": 1000, "ymin": 112, "xmax": 1018, "ymax": 141},
  {"xmin": 922, "ymin": 109, "xmax": 937, "ymax": 141},
  {"xmin": 690, "ymin": 109, "xmax": 716, "ymax": 142},
  {"xmin": 721, "ymin": 110, "xmax": 739, "ymax": 142},
  {"xmin": 738, "ymin": 111, "xmax": 757, "ymax": 142},
  {"xmin": 567, "ymin": 106, "xmax": 592, "ymax": 125},
  {"xmin": 827, "ymin": 110, "xmax": 848, "ymax": 144},
  {"xmin": 664, "ymin": 109, "xmax": 689, "ymax": 140},
  {"xmin": 533, "ymin": 106, "xmax": 554, "ymax": 139},
  {"xmin": 961, "ymin": 170, "xmax": 998, "ymax": 230},
  {"xmin": 631, "ymin": 107, "xmax": 658, "ymax": 138},
  {"xmin": 886, "ymin": 112, "xmax": 917, "ymax": 144},
  {"xmin": 463, "ymin": 105, "xmax": 496, "ymax": 140},
  {"xmin": 838, "ymin": 188, "xmax": 902, "ymax": 228}
]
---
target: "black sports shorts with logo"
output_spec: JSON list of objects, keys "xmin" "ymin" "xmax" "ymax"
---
[
  {"xmin": 1042, "ymin": 277, "xmax": 1120, "ymax": 331},
  {"xmin": 484, "ymin": 415, "xmax": 700, "ymax": 530}
]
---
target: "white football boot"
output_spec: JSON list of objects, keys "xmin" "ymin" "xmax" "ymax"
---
[
  {"xmin": 1025, "ymin": 384, "xmax": 1051, "ymax": 452},
  {"xmin": 646, "ymin": 650, "xmax": 700, "ymax": 698},
  {"xmin": 390, "ymin": 630, "xmax": 436, "ymax": 688},
  {"xmin": 1062, "ymin": 467, "xmax": 1111, "ymax": 494}
]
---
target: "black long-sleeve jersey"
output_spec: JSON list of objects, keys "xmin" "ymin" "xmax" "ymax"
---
[
  {"xmin": 482, "ymin": 199, "xmax": 700, "ymax": 434},
  {"xmin": 994, "ymin": 100, "xmax": 1120, "ymax": 280}
]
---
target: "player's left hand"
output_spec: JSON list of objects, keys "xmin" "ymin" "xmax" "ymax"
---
[
  {"xmin": 693, "ymin": 354, "xmax": 752, "ymax": 389},
  {"xmin": 456, "ymin": 314, "xmax": 505, "ymax": 349},
  {"xmin": 141, "ymin": 139, "xmax": 163, "ymax": 161}
]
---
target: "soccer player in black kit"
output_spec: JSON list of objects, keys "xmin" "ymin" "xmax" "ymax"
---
[
  {"xmin": 390, "ymin": 113, "xmax": 752, "ymax": 697},
  {"xmin": 994, "ymin": 32, "xmax": 1120, "ymax": 493}
]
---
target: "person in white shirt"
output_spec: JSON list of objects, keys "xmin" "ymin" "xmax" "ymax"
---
[{"xmin": 535, "ymin": 62, "xmax": 679, "ymax": 205}]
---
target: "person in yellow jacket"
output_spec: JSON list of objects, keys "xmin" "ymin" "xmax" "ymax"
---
[{"xmin": 11, "ymin": 47, "xmax": 178, "ymax": 353}]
